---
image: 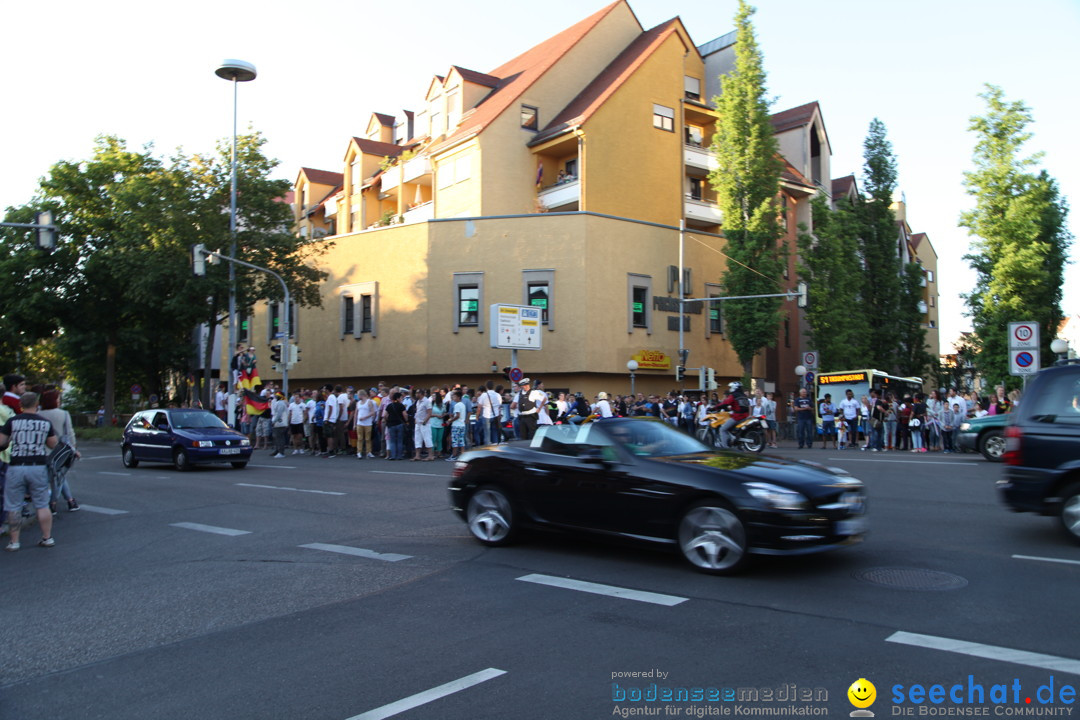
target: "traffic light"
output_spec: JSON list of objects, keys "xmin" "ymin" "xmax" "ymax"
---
[
  {"xmin": 796, "ymin": 281, "xmax": 808, "ymax": 308},
  {"xmin": 675, "ymin": 365, "xmax": 686, "ymax": 382},
  {"xmin": 191, "ymin": 244, "xmax": 206, "ymax": 276},
  {"xmin": 270, "ymin": 343, "xmax": 282, "ymax": 363},
  {"xmin": 705, "ymin": 367, "xmax": 717, "ymax": 390},
  {"xmin": 289, "ymin": 344, "xmax": 301, "ymax": 366},
  {"xmin": 35, "ymin": 211, "xmax": 56, "ymax": 250}
]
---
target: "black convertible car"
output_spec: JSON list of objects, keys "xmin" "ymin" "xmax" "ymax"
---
[{"xmin": 449, "ymin": 418, "xmax": 866, "ymax": 574}]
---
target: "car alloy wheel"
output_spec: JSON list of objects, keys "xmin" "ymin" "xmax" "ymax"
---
[
  {"xmin": 1059, "ymin": 483, "xmax": 1080, "ymax": 544},
  {"xmin": 173, "ymin": 448, "xmax": 191, "ymax": 472},
  {"xmin": 122, "ymin": 446, "xmax": 139, "ymax": 468},
  {"xmin": 980, "ymin": 430, "xmax": 1005, "ymax": 462},
  {"xmin": 678, "ymin": 502, "xmax": 748, "ymax": 574},
  {"xmin": 466, "ymin": 486, "xmax": 516, "ymax": 546}
]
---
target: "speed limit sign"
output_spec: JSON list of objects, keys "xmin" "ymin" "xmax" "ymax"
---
[
  {"xmin": 802, "ymin": 351, "xmax": 818, "ymax": 370},
  {"xmin": 1009, "ymin": 322, "xmax": 1039, "ymax": 350}
]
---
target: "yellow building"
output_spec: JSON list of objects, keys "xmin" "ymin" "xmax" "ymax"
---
[{"xmin": 250, "ymin": 1, "xmax": 824, "ymax": 398}]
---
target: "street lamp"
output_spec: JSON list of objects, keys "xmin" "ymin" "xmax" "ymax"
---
[
  {"xmin": 215, "ymin": 59, "xmax": 257, "ymax": 394},
  {"xmin": 627, "ymin": 360, "xmax": 639, "ymax": 396},
  {"xmin": 1051, "ymin": 338, "xmax": 1069, "ymax": 365},
  {"xmin": 795, "ymin": 364, "xmax": 807, "ymax": 391}
]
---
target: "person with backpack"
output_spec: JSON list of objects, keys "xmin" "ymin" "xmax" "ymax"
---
[{"xmin": 718, "ymin": 381, "xmax": 750, "ymax": 449}]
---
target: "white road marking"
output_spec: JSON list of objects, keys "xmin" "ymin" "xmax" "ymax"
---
[
  {"xmin": 825, "ymin": 457, "xmax": 980, "ymax": 466},
  {"xmin": 300, "ymin": 543, "xmax": 412, "ymax": 562},
  {"xmin": 345, "ymin": 668, "xmax": 506, "ymax": 720},
  {"xmin": 369, "ymin": 471, "xmax": 444, "ymax": 477},
  {"xmin": 886, "ymin": 631, "xmax": 1080, "ymax": 675},
  {"xmin": 80, "ymin": 455, "xmax": 118, "ymax": 461},
  {"xmin": 1013, "ymin": 554, "xmax": 1080, "ymax": 567},
  {"xmin": 236, "ymin": 483, "xmax": 345, "ymax": 496},
  {"xmin": 517, "ymin": 573, "xmax": 688, "ymax": 606},
  {"xmin": 79, "ymin": 505, "xmax": 129, "ymax": 515},
  {"xmin": 97, "ymin": 471, "xmax": 132, "ymax": 476},
  {"xmin": 247, "ymin": 464, "xmax": 297, "ymax": 469},
  {"xmin": 170, "ymin": 522, "xmax": 251, "ymax": 537}
]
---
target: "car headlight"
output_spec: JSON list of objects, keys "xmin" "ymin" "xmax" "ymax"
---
[
  {"xmin": 743, "ymin": 481, "xmax": 809, "ymax": 510},
  {"xmin": 959, "ymin": 422, "xmax": 971, "ymax": 431},
  {"xmin": 240, "ymin": 438, "xmax": 251, "ymax": 446},
  {"xmin": 196, "ymin": 440, "xmax": 214, "ymax": 448}
]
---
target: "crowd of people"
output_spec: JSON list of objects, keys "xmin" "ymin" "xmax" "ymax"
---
[
  {"xmin": 790, "ymin": 385, "xmax": 1019, "ymax": 453},
  {"xmin": 1, "ymin": 373, "xmax": 82, "ymax": 552}
]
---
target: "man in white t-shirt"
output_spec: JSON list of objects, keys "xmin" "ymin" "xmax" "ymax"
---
[
  {"xmin": 354, "ymin": 390, "xmax": 376, "ymax": 458},
  {"xmin": 476, "ymin": 380, "xmax": 502, "ymax": 445},
  {"xmin": 595, "ymin": 391, "xmax": 614, "ymax": 418},
  {"xmin": 323, "ymin": 385, "xmax": 339, "ymax": 457},
  {"xmin": 303, "ymin": 390, "xmax": 317, "ymax": 453},
  {"xmin": 412, "ymin": 391, "xmax": 434, "ymax": 460},
  {"xmin": 288, "ymin": 393, "xmax": 306, "ymax": 454},
  {"xmin": 532, "ymin": 381, "xmax": 553, "ymax": 427},
  {"xmin": 838, "ymin": 389, "xmax": 861, "ymax": 449},
  {"xmin": 214, "ymin": 382, "xmax": 228, "ymax": 423}
]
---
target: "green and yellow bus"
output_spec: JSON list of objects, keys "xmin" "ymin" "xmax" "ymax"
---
[{"xmin": 812, "ymin": 369, "xmax": 923, "ymax": 426}]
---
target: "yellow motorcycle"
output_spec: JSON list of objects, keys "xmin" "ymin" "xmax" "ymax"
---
[{"xmin": 700, "ymin": 410, "xmax": 767, "ymax": 453}]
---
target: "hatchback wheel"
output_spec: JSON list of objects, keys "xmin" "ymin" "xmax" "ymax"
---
[
  {"xmin": 1059, "ymin": 482, "xmax": 1080, "ymax": 545},
  {"xmin": 466, "ymin": 485, "xmax": 517, "ymax": 546},
  {"xmin": 173, "ymin": 447, "xmax": 192, "ymax": 472},
  {"xmin": 122, "ymin": 445, "xmax": 139, "ymax": 468},
  {"xmin": 678, "ymin": 501, "xmax": 749, "ymax": 574}
]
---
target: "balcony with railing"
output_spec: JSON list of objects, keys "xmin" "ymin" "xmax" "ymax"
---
[
  {"xmin": 538, "ymin": 178, "xmax": 580, "ymax": 211},
  {"xmin": 684, "ymin": 143, "xmax": 717, "ymax": 174},
  {"xmin": 380, "ymin": 165, "xmax": 401, "ymax": 193},
  {"xmin": 402, "ymin": 201, "xmax": 435, "ymax": 224},
  {"xmin": 684, "ymin": 196, "xmax": 723, "ymax": 227},
  {"xmin": 402, "ymin": 155, "xmax": 432, "ymax": 184},
  {"xmin": 918, "ymin": 300, "xmax": 929, "ymax": 314}
]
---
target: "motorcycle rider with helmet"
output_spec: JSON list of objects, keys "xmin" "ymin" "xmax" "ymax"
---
[{"xmin": 718, "ymin": 381, "xmax": 750, "ymax": 449}]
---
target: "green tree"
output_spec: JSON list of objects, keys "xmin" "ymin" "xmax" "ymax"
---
[
  {"xmin": 896, "ymin": 261, "xmax": 934, "ymax": 378},
  {"xmin": 960, "ymin": 85, "xmax": 1072, "ymax": 389},
  {"xmin": 797, "ymin": 195, "xmax": 868, "ymax": 370},
  {"xmin": 709, "ymin": 0, "xmax": 785, "ymax": 378},
  {"xmin": 858, "ymin": 118, "xmax": 905, "ymax": 373}
]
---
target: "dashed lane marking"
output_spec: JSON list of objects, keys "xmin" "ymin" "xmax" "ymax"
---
[
  {"xmin": 886, "ymin": 631, "xmax": 1080, "ymax": 675},
  {"xmin": 1013, "ymin": 554, "xmax": 1080, "ymax": 567},
  {"xmin": 345, "ymin": 668, "xmax": 506, "ymax": 720},
  {"xmin": 517, "ymin": 573, "xmax": 688, "ymax": 606},
  {"xmin": 78, "ymin": 505, "xmax": 129, "ymax": 515},
  {"xmin": 300, "ymin": 543, "xmax": 412, "ymax": 562},
  {"xmin": 170, "ymin": 522, "xmax": 252, "ymax": 537},
  {"xmin": 236, "ymin": 483, "xmax": 346, "ymax": 496}
]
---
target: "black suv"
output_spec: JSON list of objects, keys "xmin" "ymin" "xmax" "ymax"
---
[{"xmin": 998, "ymin": 363, "xmax": 1080, "ymax": 543}]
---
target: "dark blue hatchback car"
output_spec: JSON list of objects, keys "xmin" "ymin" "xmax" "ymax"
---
[{"xmin": 122, "ymin": 408, "xmax": 252, "ymax": 471}]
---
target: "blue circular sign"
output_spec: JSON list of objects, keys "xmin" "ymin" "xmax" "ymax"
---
[
  {"xmin": 804, "ymin": 371, "xmax": 816, "ymax": 385},
  {"xmin": 508, "ymin": 367, "xmax": 524, "ymax": 383},
  {"xmin": 1016, "ymin": 351, "xmax": 1034, "ymax": 368}
]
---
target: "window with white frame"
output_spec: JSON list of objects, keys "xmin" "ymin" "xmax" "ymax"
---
[
  {"xmin": 684, "ymin": 76, "xmax": 701, "ymax": 101},
  {"xmin": 653, "ymin": 104, "xmax": 674, "ymax": 132},
  {"xmin": 338, "ymin": 281, "xmax": 378, "ymax": 338},
  {"xmin": 523, "ymin": 269, "xmax": 555, "ymax": 328},
  {"xmin": 628, "ymin": 274, "xmax": 652, "ymax": 333}
]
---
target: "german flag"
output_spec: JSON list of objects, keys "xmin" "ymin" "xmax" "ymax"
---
[{"xmin": 237, "ymin": 362, "xmax": 268, "ymax": 416}]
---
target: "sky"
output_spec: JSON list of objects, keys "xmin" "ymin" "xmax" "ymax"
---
[{"xmin": 3, "ymin": 0, "xmax": 1078, "ymax": 352}]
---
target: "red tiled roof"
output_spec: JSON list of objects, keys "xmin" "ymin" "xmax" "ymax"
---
[
  {"xmin": 298, "ymin": 167, "xmax": 344, "ymax": 187},
  {"xmin": 780, "ymin": 158, "xmax": 814, "ymax": 189},
  {"xmin": 831, "ymin": 175, "xmax": 856, "ymax": 198},
  {"xmin": 530, "ymin": 18, "xmax": 684, "ymax": 146},
  {"xmin": 348, "ymin": 137, "xmax": 407, "ymax": 159},
  {"xmin": 770, "ymin": 101, "xmax": 820, "ymax": 134},
  {"xmin": 429, "ymin": 0, "xmax": 627, "ymax": 154},
  {"xmin": 910, "ymin": 232, "xmax": 927, "ymax": 249},
  {"xmin": 373, "ymin": 113, "xmax": 395, "ymax": 127},
  {"xmin": 451, "ymin": 66, "xmax": 501, "ymax": 88}
]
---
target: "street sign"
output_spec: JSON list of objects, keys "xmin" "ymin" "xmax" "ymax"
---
[
  {"xmin": 802, "ymin": 351, "xmax": 818, "ymax": 370},
  {"xmin": 508, "ymin": 367, "xmax": 524, "ymax": 383},
  {"xmin": 489, "ymin": 304, "xmax": 542, "ymax": 350},
  {"xmin": 1010, "ymin": 349, "xmax": 1039, "ymax": 376},
  {"xmin": 1008, "ymin": 322, "xmax": 1039, "ymax": 350},
  {"xmin": 804, "ymin": 371, "xmax": 816, "ymax": 386}
]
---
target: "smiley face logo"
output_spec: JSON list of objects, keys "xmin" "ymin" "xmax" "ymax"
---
[{"xmin": 848, "ymin": 678, "xmax": 876, "ymax": 709}]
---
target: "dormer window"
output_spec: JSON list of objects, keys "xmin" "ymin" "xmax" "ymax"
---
[{"xmin": 521, "ymin": 105, "xmax": 538, "ymax": 131}]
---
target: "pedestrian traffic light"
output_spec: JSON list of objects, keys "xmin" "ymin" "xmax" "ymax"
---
[
  {"xmin": 289, "ymin": 344, "xmax": 301, "ymax": 366},
  {"xmin": 705, "ymin": 367, "xmax": 717, "ymax": 390},
  {"xmin": 191, "ymin": 244, "xmax": 206, "ymax": 276},
  {"xmin": 270, "ymin": 343, "xmax": 282, "ymax": 363},
  {"xmin": 796, "ymin": 281, "xmax": 808, "ymax": 308},
  {"xmin": 35, "ymin": 210, "xmax": 56, "ymax": 250},
  {"xmin": 676, "ymin": 365, "xmax": 686, "ymax": 382}
]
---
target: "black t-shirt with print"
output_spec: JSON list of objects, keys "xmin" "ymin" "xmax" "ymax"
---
[{"xmin": 1, "ymin": 412, "xmax": 56, "ymax": 465}]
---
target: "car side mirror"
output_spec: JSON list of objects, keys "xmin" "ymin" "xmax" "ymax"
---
[{"xmin": 156, "ymin": 424, "xmax": 169, "ymax": 431}]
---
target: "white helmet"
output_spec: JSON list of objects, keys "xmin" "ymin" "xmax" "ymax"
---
[{"xmin": 728, "ymin": 381, "xmax": 742, "ymax": 392}]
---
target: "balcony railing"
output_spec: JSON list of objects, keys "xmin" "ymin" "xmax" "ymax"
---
[
  {"xmin": 403, "ymin": 155, "xmax": 432, "ymax": 183},
  {"xmin": 918, "ymin": 300, "xmax": 929, "ymax": 314},
  {"xmin": 684, "ymin": 197, "xmax": 723, "ymax": 225},
  {"xmin": 402, "ymin": 201, "xmax": 435, "ymax": 224},
  {"xmin": 684, "ymin": 144, "xmax": 717, "ymax": 173},
  {"xmin": 381, "ymin": 166, "xmax": 401, "ymax": 192},
  {"xmin": 538, "ymin": 178, "xmax": 580, "ymax": 211}
]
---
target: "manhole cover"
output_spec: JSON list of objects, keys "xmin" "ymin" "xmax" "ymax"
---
[{"xmin": 853, "ymin": 567, "xmax": 968, "ymax": 591}]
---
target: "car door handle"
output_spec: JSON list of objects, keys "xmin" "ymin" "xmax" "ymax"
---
[{"xmin": 524, "ymin": 466, "xmax": 552, "ymax": 475}]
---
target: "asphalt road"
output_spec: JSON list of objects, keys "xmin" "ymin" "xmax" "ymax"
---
[{"xmin": 2, "ymin": 442, "xmax": 1077, "ymax": 720}]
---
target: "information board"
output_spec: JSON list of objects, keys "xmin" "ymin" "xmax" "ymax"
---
[{"xmin": 489, "ymin": 304, "xmax": 542, "ymax": 350}]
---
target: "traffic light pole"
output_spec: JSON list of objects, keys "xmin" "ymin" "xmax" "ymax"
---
[{"xmin": 194, "ymin": 247, "xmax": 291, "ymax": 396}]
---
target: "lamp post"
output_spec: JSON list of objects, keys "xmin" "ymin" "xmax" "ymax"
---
[
  {"xmin": 1051, "ymin": 338, "xmax": 1069, "ymax": 365},
  {"xmin": 795, "ymin": 364, "xmax": 807, "ymax": 391},
  {"xmin": 627, "ymin": 360, "xmax": 639, "ymax": 396},
  {"xmin": 215, "ymin": 59, "xmax": 257, "ymax": 393}
]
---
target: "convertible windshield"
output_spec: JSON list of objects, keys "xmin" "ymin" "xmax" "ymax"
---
[
  {"xmin": 601, "ymin": 419, "xmax": 711, "ymax": 457},
  {"xmin": 170, "ymin": 410, "xmax": 229, "ymax": 430}
]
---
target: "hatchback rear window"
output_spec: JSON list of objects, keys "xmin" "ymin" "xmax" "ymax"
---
[{"xmin": 1024, "ymin": 372, "xmax": 1080, "ymax": 426}]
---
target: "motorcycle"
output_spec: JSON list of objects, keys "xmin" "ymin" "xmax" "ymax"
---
[{"xmin": 700, "ymin": 410, "xmax": 768, "ymax": 453}]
